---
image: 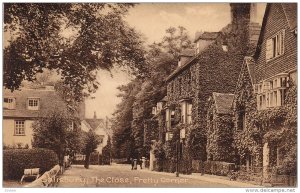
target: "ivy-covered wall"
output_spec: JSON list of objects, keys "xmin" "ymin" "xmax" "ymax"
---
[
  {"xmin": 232, "ymin": 55, "xmax": 297, "ymax": 175},
  {"xmin": 166, "ymin": 30, "xmax": 253, "ymax": 161},
  {"xmin": 232, "ymin": 59, "xmax": 262, "ymax": 166},
  {"xmin": 206, "ymin": 98, "xmax": 235, "ymax": 163}
]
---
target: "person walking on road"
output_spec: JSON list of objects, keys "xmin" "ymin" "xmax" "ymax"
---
[
  {"xmin": 131, "ymin": 158, "xmax": 134, "ymax": 170},
  {"xmin": 139, "ymin": 158, "xmax": 143, "ymax": 169}
]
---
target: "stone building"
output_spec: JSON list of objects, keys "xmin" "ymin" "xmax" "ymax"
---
[
  {"xmin": 164, "ymin": 3, "xmax": 261, "ymax": 161},
  {"xmin": 232, "ymin": 3, "xmax": 297, "ymax": 179},
  {"xmin": 206, "ymin": 92, "xmax": 235, "ymax": 163}
]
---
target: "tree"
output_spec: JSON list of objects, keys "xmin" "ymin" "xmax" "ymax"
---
[
  {"xmin": 32, "ymin": 99, "xmax": 81, "ymax": 167},
  {"xmin": 4, "ymin": 3, "xmax": 146, "ymax": 101},
  {"xmin": 111, "ymin": 80, "xmax": 140, "ymax": 160},
  {"xmin": 102, "ymin": 135, "xmax": 112, "ymax": 164},
  {"xmin": 112, "ymin": 26, "xmax": 194, "ymax": 159},
  {"xmin": 82, "ymin": 130, "xmax": 101, "ymax": 169}
]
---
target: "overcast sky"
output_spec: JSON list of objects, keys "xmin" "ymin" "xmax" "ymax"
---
[{"xmin": 86, "ymin": 3, "xmax": 267, "ymax": 119}]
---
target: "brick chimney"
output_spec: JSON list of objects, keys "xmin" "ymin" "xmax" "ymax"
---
[{"xmin": 230, "ymin": 3, "xmax": 261, "ymax": 50}]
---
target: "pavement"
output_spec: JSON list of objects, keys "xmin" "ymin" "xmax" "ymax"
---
[
  {"xmin": 56, "ymin": 164, "xmax": 261, "ymax": 188},
  {"xmin": 139, "ymin": 167, "xmax": 261, "ymax": 188}
]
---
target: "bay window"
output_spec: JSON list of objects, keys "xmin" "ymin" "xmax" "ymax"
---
[{"xmin": 256, "ymin": 73, "xmax": 289, "ymax": 110}]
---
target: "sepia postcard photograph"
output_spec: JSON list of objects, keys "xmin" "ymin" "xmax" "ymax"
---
[{"xmin": 1, "ymin": 1, "xmax": 298, "ymax": 191}]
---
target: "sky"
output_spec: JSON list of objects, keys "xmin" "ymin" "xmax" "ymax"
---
[
  {"xmin": 2, "ymin": 3, "xmax": 266, "ymax": 119},
  {"xmin": 85, "ymin": 3, "xmax": 266, "ymax": 119}
]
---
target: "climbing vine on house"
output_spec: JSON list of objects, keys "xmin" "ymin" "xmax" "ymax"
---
[
  {"xmin": 233, "ymin": 61, "xmax": 297, "ymax": 173},
  {"xmin": 232, "ymin": 60, "xmax": 262, "ymax": 166}
]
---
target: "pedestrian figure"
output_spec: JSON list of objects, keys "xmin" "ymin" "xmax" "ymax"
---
[
  {"xmin": 131, "ymin": 158, "xmax": 134, "ymax": 170},
  {"xmin": 139, "ymin": 159, "xmax": 143, "ymax": 169}
]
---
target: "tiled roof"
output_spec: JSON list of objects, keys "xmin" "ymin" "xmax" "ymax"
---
[
  {"xmin": 167, "ymin": 31, "xmax": 221, "ymax": 81},
  {"xmin": 3, "ymin": 88, "xmax": 65, "ymax": 118},
  {"xmin": 179, "ymin": 49, "xmax": 195, "ymax": 57},
  {"xmin": 84, "ymin": 118, "xmax": 104, "ymax": 130},
  {"xmin": 254, "ymin": 3, "xmax": 297, "ymax": 59},
  {"xmin": 282, "ymin": 3, "xmax": 297, "ymax": 30},
  {"xmin": 194, "ymin": 31, "xmax": 220, "ymax": 42},
  {"xmin": 244, "ymin": 56, "xmax": 256, "ymax": 84},
  {"xmin": 213, "ymin": 92, "xmax": 234, "ymax": 114}
]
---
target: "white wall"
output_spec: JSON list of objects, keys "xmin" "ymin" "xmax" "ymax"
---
[
  {"xmin": 95, "ymin": 126, "xmax": 109, "ymax": 154},
  {"xmin": 80, "ymin": 121, "xmax": 90, "ymax": 132},
  {"xmin": 3, "ymin": 119, "xmax": 34, "ymax": 148}
]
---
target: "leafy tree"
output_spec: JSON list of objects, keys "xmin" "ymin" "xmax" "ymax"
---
[
  {"xmin": 111, "ymin": 80, "xmax": 140, "ymax": 160},
  {"xmin": 102, "ymin": 135, "xmax": 112, "ymax": 164},
  {"xmin": 4, "ymin": 3, "xmax": 146, "ymax": 101},
  {"xmin": 112, "ymin": 26, "xmax": 194, "ymax": 159},
  {"xmin": 32, "ymin": 99, "xmax": 81, "ymax": 167},
  {"xmin": 161, "ymin": 26, "xmax": 193, "ymax": 58},
  {"xmin": 82, "ymin": 130, "xmax": 101, "ymax": 169},
  {"xmin": 130, "ymin": 26, "xmax": 194, "ymax": 156}
]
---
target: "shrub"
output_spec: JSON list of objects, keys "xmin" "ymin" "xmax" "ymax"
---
[{"xmin": 3, "ymin": 148, "xmax": 58, "ymax": 180}]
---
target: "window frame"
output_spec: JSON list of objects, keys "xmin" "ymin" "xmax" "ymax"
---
[
  {"xmin": 256, "ymin": 74, "xmax": 289, "ymax": 110},
  {"xmin": 266, "ymin": 29, "xmax": 285, "ymax": 62},
  {"xmin": 4, "ymin": 97, "xmax": 16, "ymax": 109},
  {"xmin": 14, "ymin": 120, "xmax": 25, "ymax": 136},
  {"xmin": 27, "ymin": 98, "xmax": 40, "ymax": 110},
  {"xmin": 237, "ymin": 110, "xmax": 246, "ymax": 131}
]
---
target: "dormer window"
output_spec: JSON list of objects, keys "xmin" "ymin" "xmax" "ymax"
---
[
  {"xmin": 266, "ymin": 29, "xmax": 285, "ymax": 61},
  {"xmin": 28, "ymin": 98, "xmax": 40, "ymax": 110},
  {"xmin": 4, "ymin": 97, "xmax": 16, "ymax": 109}
]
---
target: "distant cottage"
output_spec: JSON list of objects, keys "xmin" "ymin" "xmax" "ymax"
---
[{"xmin": 3, "ymin": 86, "xmax": 82, "ymax": 148}]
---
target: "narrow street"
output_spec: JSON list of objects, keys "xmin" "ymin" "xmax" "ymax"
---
[{"xmin": 57, "ymin": 164, "xmax": 231, "ymax": 188}]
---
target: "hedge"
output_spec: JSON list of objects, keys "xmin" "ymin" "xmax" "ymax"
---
[{"xmin": 3, "ymin": 148, "xmax": 58, "ymax": 180}]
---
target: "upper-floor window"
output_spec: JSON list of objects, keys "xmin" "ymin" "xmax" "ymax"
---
[
  {"xmin": 237, "ymin": 110, "xmax": 246, "ymax": 131},
  {"xmin": 68, "ymin": 122, "xmax": 74, "ymax": 131},
  {"xmin": 28, "ymin": 98, "xmax": 40, "ymax": 110},
  {"xmin": 266, "ymin": 29, "xmax": 285, "ymax": 61},
  {"xmin": 181, "ymin": 100, "xmax": 192, "ymax": 124},
  {"xmin": 4, "ymin": 97, "xmax": 16, "ymax": 109},
  {"xmin": 165, "ymin": 108, "xmax": 175, "ymax": 130},
  {"xmin": 152, "ymin": 107, "xmax": 157, "ymax": 115},
  {"xmin": 255, "ymin": 73, "xmax": 289, "ymax": 110},
  {"xmin": 15, "ymin": 120, "xmax": 25, "ymax": 136}
]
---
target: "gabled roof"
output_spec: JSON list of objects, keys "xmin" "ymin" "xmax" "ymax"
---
[
  {"xmin": 244, "ymin": 56, "xmax": 256, "ymax": 84},
  {"xmin": 194, "ymin": 31, "xmax": 220, "ymax": 42},
  {"xmin": 212, "ymin": 92, "xmax": 234, "ymax": 114},
  {"xmin": 282, "ymin": 3, "xmax": 297, "ymax": 31},
  {"xmin": 254, "ymin": 3, "xmax": 297, "ymax": 59},
  {"xmin": 3, "ymin": 88, "xmax": 64, "ymax": 118},
  {"xmin": 84, "ymin": 118, "xmax": 104, "ymax": 130}
]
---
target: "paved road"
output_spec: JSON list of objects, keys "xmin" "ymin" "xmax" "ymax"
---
[{"xmin": 57, "ymin": 164, "xmax": 230, "ymax": 188}]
